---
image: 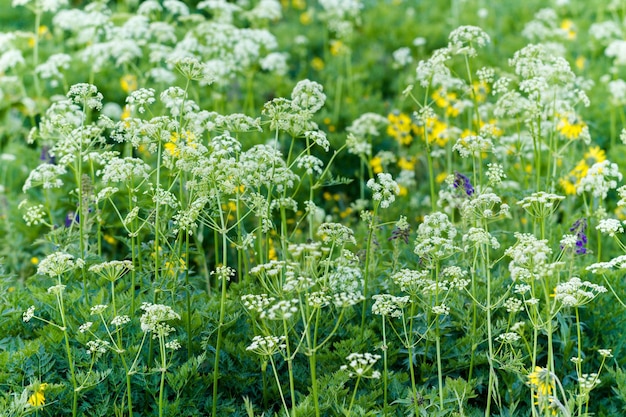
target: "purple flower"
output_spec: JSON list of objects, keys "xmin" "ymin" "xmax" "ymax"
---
[
  {"xmin": 569, "ymin": 218, "xmax": 587, "ymax": 255},
  {"xmin": 453, "ymin": 172, "xmax": 474, "ymax": 197},
  {"xmin": 65, "ymin": 211, "xmax": 79, "ymax": 228},
  {"xmin": 40, "ymin": 146, "xmax": 55, "ymax": 164}
]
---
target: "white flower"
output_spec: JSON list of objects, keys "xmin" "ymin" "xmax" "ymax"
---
[{"xmin": 367, "ymin": 173, "xmax": 399, "ymax": 208}]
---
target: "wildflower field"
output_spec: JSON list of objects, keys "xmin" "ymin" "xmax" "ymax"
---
[{"xmin": 6, "ymin": 0, "xmax": 626, "ymax": 416}]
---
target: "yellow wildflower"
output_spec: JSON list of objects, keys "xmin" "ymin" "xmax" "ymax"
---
[
  {"xmin": 527, "ymin": 366, "xmax": 553, "ymax": 397},
  {"xmin": 584, "ymin": 146, "xmax": 606, "ymax": 167},
  {"xmin": 435, "ymin": 172, "xmax": 448, "ymax": 184},
  {"xmin": 292, "ymin": 0, "xmax": 306, "ymax": 9},
  {"xmin": 557, "ymin": 114, "xmax": 586, "ymax": 140},
  {"xmin": 120, "ymin": 74, "xmax": 138, "ymax": 93},
  {"xmin": 29, "ymin": 383, "xmax": 48, "ymax": 407},
  {"xmin": 471, "ymin": 81, "xmax": 490, "ymax": 103},
  {"xmin": 370, "ymin": 156, "xmax": 383, "ymax": 174},
  {"xmin": 387, "ymin": 112, "xmax": 413, "ymax": 146},
  {"xmin": 575, "ymin": 56, "xmax": 586, "ymax": 71},
  {"xmin": 432, "ymin": 87, "xmax": 460, "ymax": 117},
  {"xmin": 299, "ymin": 11, "xmax": 312, "ymax": 25},
  {"xmin": 397, "ymin": 157, "xmax": 415, "ymax": 171},
  {"xmin": 30, "ymin": 257, "xmax": 39, "ymax": 265},
  {"xmin": 311, "ymin": 57, "xmax": 325, "ymax": 71},
  {"xmin": 560, "ymin": 19, "xmax": 576, "ymax": 40},
  {"xmin": 330, "ymin": 40, "xmax": 346, "ymax": 56},
  {"xmin": 165, "ymin": 131, "xmax": 197, "ymax": 157},
  {"xmin": 103, "ymin": 234, "xmax": 117, "ymax": 245}
]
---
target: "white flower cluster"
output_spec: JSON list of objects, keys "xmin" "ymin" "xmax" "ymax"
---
[
  {"xmin": 241, "ymin": 293, "xmax": 276, "ymax": 314},
  {"xmin": 260, "ymin": 299, "xmax": 299, "ymax": 320},
  {"xmin": 371, "ymin": 294, "xmax": 409, "ymax": 318},
  {"xmin": 23, "ymin": 163, "xmax": 67, "ymax": 192},
  {"xmin": 317, "ymin": 222, "xmax": 356, "ymax": 246},
  {"xmin": 463, "ymin": 227, "xmax": 500, "ymax": 250},
  {"xmin": 139, "ymin": 303, "xmax": 180, "ymax": 336},
  {"xmin": 448, "ymin": 25, "xmax": 490, "ymax": 57},
  {"xmin": 21, "ymin": 203, "xmax": 46, "ymax": 226},
  {"xmin": 88, "ymin": 260, "xmax": 134, "ymax": 282},
  {"xmin": 99, "ymin": 157, "xmax": 151, "ymax": 184},
  {"xmin": 453, "ymin": 135, "xmax": 493, "ymax": 158},
  {"xmin": 553, "ymin": 277, "xmax": 606, "ymax": 307},
  {"xmin": 90, "ymin": 304, "xmax": 108, "ymax": 315},
  {"xmin": 586, "ymin": 255, "xmax": 626, "ymax": 274},
  {"xmin": 37, "ymin": 252, "xmax": 84, "ymax": 277},
  {"xmin": 340, "ymin": 352, "xmax": 381, "ymax": 379},
  {"xmin": 86, "ymin": 339, "xmax": 110, "ymax": 357},
  {"xmin": 596, "ymin": 218, "xmax": 624, "ymax": 237},
  {"xmin": 367, "ymin": 173, "xmax": 400, "ymax": 209},
  {"xmin": 414, "ymin": 212, "xmax": 459, "ymax": 265},
  {"xmin": 505, "ymin": 233, "xmax": 552, "ymax": 282},
  {"xmin": 517, "ymin": 192, "xmax": 565, "ymax": 219},
  {"xmin": 67, "ymin": 83, "xmax": 103, "ymax": 111},
  {"xmin": 391, "ymin": 269, "xmax": 429, "ymax": 296},
  {"xmin": 576, "ymin": 160, "xmax": 622, "ymax": 199},
  {"xmin": 496, "ymin": 332, "xmax": 521, "ymax": 344},
  {"xmin": 23, "ymin": 306, "xmax": 35, "ymax": 323},
  {"xmin": 246, "ymin": 335, "xmax": 287, "ymax": 356}
]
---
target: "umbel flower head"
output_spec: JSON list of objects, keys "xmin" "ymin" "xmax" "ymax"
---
[
  {"xmin": 37, "ymin": 252, "xmax": 84, "ymax": 277},
  {"xmin": 139, "ymin": 303, "xmax": 180, "ymax": 337}
]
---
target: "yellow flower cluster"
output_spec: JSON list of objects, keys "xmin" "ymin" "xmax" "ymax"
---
[
  {"xmin": 557, "ymin": 113, "xmax": 587, "ymax": 140},
  {"xmin": 387, "ymin": 112, "xmax": 417, "ymax": 146},
  {"xmin": 559, "ymin": 146, "xmax": 606, "ymax": 195}
]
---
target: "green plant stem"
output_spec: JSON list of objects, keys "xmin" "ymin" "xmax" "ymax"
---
[
  {"xmin": 56, "ymin": 277, "xmax": 78, "ymax": 417},
  {"xmin": 484, "ymin": 234, "xmax": 495, "ymax": 417},
  {"xmin": 382, "ymin": 318, "xmax": 388, "ymax": 415},
  {"xmin": 185, "ymin": 232, "xmax": 192, "ymax": 360},
  {"xmin": 158, "ymin": 335, "xmax": 167, "ymax": 417},
  {"xmin": 211, "ymin": 220, "xmax": 229, "ymax": 417},
  {"xmin": 269, "ymin": 355, "xmax": 290, "ymax": 417},
  {"xmin": 346, "ymin": 375, "xmax": 362, "ymax": 417},
  {"xmin": 360, "ymin": 204, "xmax": 379, "ymax": 336},
  {"xmin": 283, "ymin": 318, "xmax": 297, "ymax": 417},
  {"xmin": 310, "ymin": 309, "xmax": 321, "ymax": 417}
]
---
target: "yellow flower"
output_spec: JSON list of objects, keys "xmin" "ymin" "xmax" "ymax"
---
[
  {"xmin": 432, "ymin": 87, "xmax": 460, "ymax": 117},
  {"xmin": 29, "ymin": 383, "xmax": 48, "ymax": 407},
  {"xmin": 120, "ymin": 74, "xmax": 138, "ymax": 93},
  {"xmin": 387, "ymin": 112, "xmax": 414, "ymax": 146},
  {"xmin": 165, "ymin": 131, "xmax": 197, "ymax": 157},
  {"xmin": 560, "ymin": 19, "xmax": 576, "ymax": 40},
  {"xmin": 472, "ymin": 81, "xmax": 490, "ymax": 103},
  {"xmin": 435, "ymin": 172, "xmax": 448, "ymax": 184},
  {"xmin": 557, "ymin": 114, "xmax": 586, "ymax": 139},
  {"xmin": 397, "ymin": 157, "xmax": 415, "ymax": 171},
  {"xmin": 292, "ymin": 0, "xmax": 306, "ymax": 9},
  {"xmin": 527, "ymin": 366, "xmax": 553, "ymax": 396},
  {"xmin": 559, "ymin": 176, "xmax": 577, "ymax": 195},
  {"xmin": 370, "ymin": 156, "xmax": 383, "ymax": 174},
  {"xmin": 311, "ymin": 57, "xmax": 324, "ymax": 71},
  {"xmin": 299, "ymin": 11, "xmax": 312, "ymax": 25},
  {"xmin": 121, "ymin": 105, "xmax": 131, "ymax": 121},
  {"xmin": 584, "ymin": 146, "xmax": 606, "ymax": 167},
  {"xmin": 104, "ymin": 234, "xmax": 117, "ymax": 245},
  {"xmin": 575, "ymin": 56, "xmax": 586, "ymax": 71},
  {"xmin": 30, "ymin": 257, "xmax": 39, "ymax": 265},
  {"xmin": 330, "ymin": 40, "xmax": 346, "ymax": 56},
  {"xmin": 398, "ymin": 185, "xmax": 408, "ymax": 196}
]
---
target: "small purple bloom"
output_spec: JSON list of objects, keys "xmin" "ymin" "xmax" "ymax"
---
[
  {"xmin": 453, "ymin": 172, "xmax": 474, "ymax": 197},
  {"xmin": 40, "ymin": 146, "xmax": 55, "ymax": 164},
  {"xmin": 65, "ymin": 211, "xmax": 79, "ymax": 228},
  {"xmin": 568, "ymin": 218, "xmax": 587, "ymax": 255}
]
